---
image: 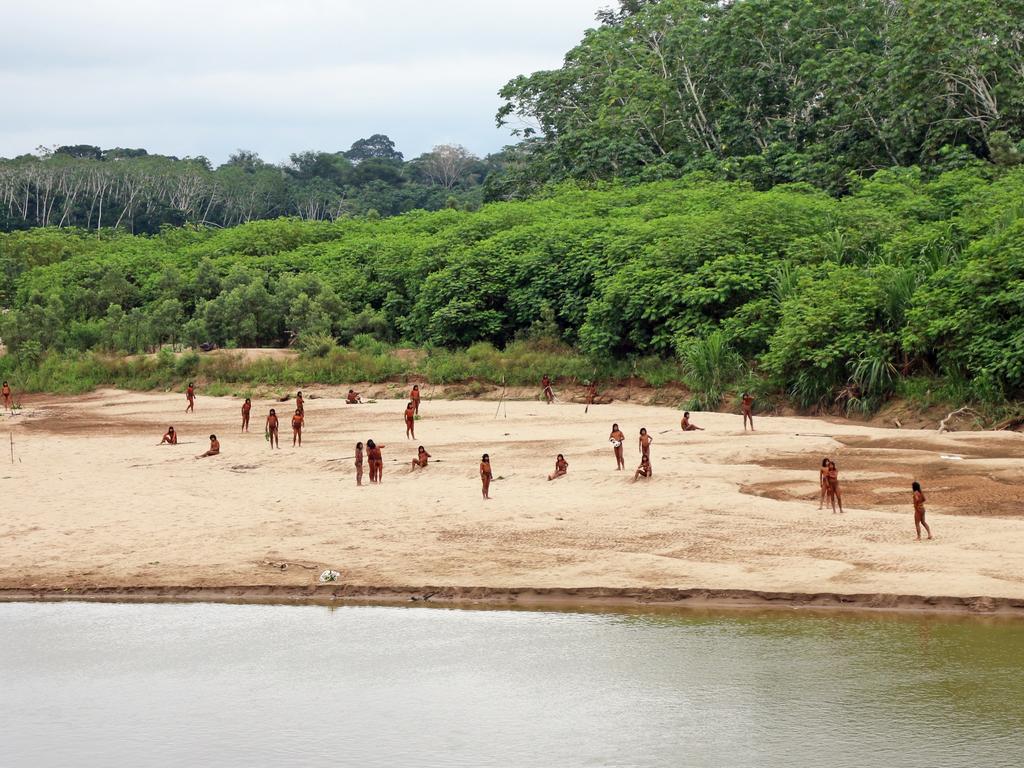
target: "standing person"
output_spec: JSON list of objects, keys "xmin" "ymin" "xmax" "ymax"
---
[
  {"xmin": 741, "ymin": 392, "xmax": 754, "ymax": 431},
  {"xmin": 411, "ymin": 446, "xmax": 431, "ymax": 469},
  {"xmin": 827, "ymin": 460, "xmax": 844, "ymax": 514},
  {"xmin": 354, "ymin": 442, "xmax": 365, "ymax": 487},
  {"xmin": 404, "ymin": 401, "xmax": 416, "ymax": 440},
  {"xmin": 586, "ymin": 381, "xmax": 597, "ymax": 407},
  {"xmin": 367, "ymin": 439, "xmax": 385, "ymax": 483},
  {"xmin": 185, "ymin": 382, "xmax": 196, "ymax": 413},
  {"xmin": 633, "ymin": 455, "xmax": 652, "ymax": 482},
  {"xmin": 266, "ymin": 408, "xmax": 280, "ymax": 449},
  {"xmin": 681, "ymin": 412, "xmax": 704, "ymax": 431},
  {"xmin": 912, "ymin": 482, "xmax": 933, "ymax": 540},
  {"xmin": 159, "ymin": 426, "xmax": 178, "ymax": 445},
  {"xmin": 241, "ymin": 398, "xmax": 252, "ymax": 432},
  {"xmin": 196, "ymin": 434, "xmax": 220, "ymax": 458},
  {"xmin": 548, "ymin": 454, "xmax": 568, "ymax": 481},
  {"xmin": 638, "ymin": 427, "xmax": 653, "ymax": 461},
  {"xmin": 609, "ymin": 423, "xmax": 626, "ymax": 470},
  {"xmin": 480, "ymin": 453, "xmax": 493, "ymax": 499},
  {"xmin": 542, "ymin": 375, "xmax": 554, "ymax": 404},
  {"xmin": 291, "ymin": 408, "xmax": 304, "ymax": 447},
  {"xmin": 295, "ymin": 391, "xmax": 304, "ymax": 416},
  {"xmin": 411, "ymin": 384, "xmax": 421, "ymax": 415},
  {"xmin": 1, "ymin": 381, "xmax": 11, "ymax": 411},
  {"xmin": 818, "ymin": 458, "xmax": 830, "ymax": 509}
]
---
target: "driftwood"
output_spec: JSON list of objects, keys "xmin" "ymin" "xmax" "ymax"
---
[
  {"xmin": 993, "ymin": 415, "xmax": 1024, "ymax": 432},
  {"xmin": 937, "ymin": 407, "xmax": 981, "ymax": 434}
]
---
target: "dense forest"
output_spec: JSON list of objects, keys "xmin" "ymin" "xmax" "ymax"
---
[
  {"xmin": 497, "ymin": 0, "xmax": 1024, "ymax": 194},
  {"xmin": 2, "ymin": 0, "xmax": 1023, "ymax": 410},
  {"xmin": 3, "ymin": 165, "xmax": 1023, "ymax": 407},
  {"xmin": 0, "ymin": 136, "xmax": 501, "ymax": 232}
]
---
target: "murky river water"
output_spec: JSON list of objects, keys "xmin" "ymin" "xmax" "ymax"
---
[{"xmin": 1, "ymin": 602, "xmax": 1021, "ymax": 767}]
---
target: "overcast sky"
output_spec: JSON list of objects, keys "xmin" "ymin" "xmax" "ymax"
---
[{"xmin": 1, "ymin": 0, "xmax": 607, "ymax": 164}]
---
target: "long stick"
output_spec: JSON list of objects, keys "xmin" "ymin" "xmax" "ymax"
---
[
  {"xmin": 495, "ymin": 376, "xmax": 506, "ymax": 419},
  {"xmin": 9, "ymin": 432, "xmax": 12, "ymax": 464}
]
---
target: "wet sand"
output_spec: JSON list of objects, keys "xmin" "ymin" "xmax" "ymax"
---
[{"xmin": 2, "ymin": 389, "xmax": 1024, "ymax": 612}]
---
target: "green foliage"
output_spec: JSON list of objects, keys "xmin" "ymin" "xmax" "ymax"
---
[
  {"xmin": 2, "ymin": 166, "xmax": 1023, "ymax": 407},
  {"xmin": 497, "ymin": 0, "xmax": 1024, "ymax": 195},
  {"xmin": 677, "ymin": 331, "xmax": 744, "ymax": 409}
]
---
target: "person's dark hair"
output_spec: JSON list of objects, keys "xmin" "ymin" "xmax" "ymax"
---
[
  {"xmin": 684, "ymin": 411, "xmax": 690, "ymax": 417},
  {"xmin": 482, "ymin": 453, "xmax": 489, "ymax": 461},
  {"xmin": 209, "ymin": 434, "xmax": 216, "ymax": 440},
  {"xmin": 822, "ymin": 458, "xmax": 829, "ymax": 467},
  {"xmin": 168, "ymin": 426, "xmax": 174, "ymax": 431},
  {"xmin": 829, "ymin": 460, "xmax": 837, "ymax": 469},
  {"xmin": 413, "ymin": 384, "xmax": 419, "ymax": 390},
  {"xmin": 612, "ymin": 423, "xmax": 619, "ymax": 430},
  {"xmin": 912, "ymin": 481, "xmax": 922, "ymax": 492},
  {"xmin": 270, "ymin": 408, "xmax": 276, "ymax": 415},
  {"xmin": 297, "ymin": 391, "xmax": 302, "ymax": 396},
  {"xmin": 245, "ymin": 397, "xmax": 250, "ymax": 402},
  {"xmin": 367, "ymin": 439, "xmax": 376, "ymax": 449},
  {"xmin": 557, "ymin": 454, "xmax": 564, "ymax": 460},
  {"xmin": 356, "ymin": 441, "xmax": 363, "ymax": 450},
  {"xmin": 188, "ymin": 382, "xmax": 193, "ymax": 387},
  {"xmin": 640, "ymin": 427, "xmax": 647, "ymax": 435}
]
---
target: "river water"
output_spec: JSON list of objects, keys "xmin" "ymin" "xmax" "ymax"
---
[{"xmin": 1, "ymin": 602, "xmax": 1021, "ymax": 767}]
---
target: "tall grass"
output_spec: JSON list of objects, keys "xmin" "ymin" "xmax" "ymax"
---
[{"xmin": 677, "ymin": 331, "xmax": 744, "ymax": 409}]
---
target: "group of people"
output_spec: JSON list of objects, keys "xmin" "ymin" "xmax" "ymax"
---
[{"xmin": 169, "ymin": 380, "xmax": 934, "ymax": 535}]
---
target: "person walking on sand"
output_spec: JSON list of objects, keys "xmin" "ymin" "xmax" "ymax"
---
[
  {"xmin": 159, "ymin": 426, "xmax": 178, "ymax": 445},
  {"xmin": 912, "ymin": 481, "xmax": 933, "ymax": 540},
  {"xmin": 542, "ymin": 375, "xmax": 554, "ymax": 404},
  {"xmin": 548, "ymin": 454, "xmax": 568, "ymax": 481},
  {"xmin": 241, "ymin": 398, "xmax": 252, "ymax": 432},
  {"xmin": 266, "ymin": 408, "xmax": 280, "ymax": 449},
  {"xmin": 404, "ymin": 401, "xmax": 416, "ymax": 440},
  {"xmin": 610, "ymin": 423, "xmax": 626, "ymax": 470},
  {"xmin": 480, "ymin": 453, "xmax": 493, "ymax": 499},
  {"xmin": 633, "ymin": 455, "xmax": 652, "ymax": 482},
  {"xmin": 639, "ymin": 427, "xmax": 653, "ymax": 461},
  {"xmin": 2, "ymin": 381, "xmax": 11, "ymax": 411},
  {"xmin": 827, "ymin": 460, "xmax": 844, "ymax": 514},
  {"xmin": 681, "ymin": 412, "xmax": 704, "ymax": 431},
  {"xmin": 291, "ymin": 408, "xmax": 304, "ymax": 447},
  {"xmin": 411, "ymin": 446, "xmax": 431, "ymax": 469},
  {"xmin": 741, "ymin": 392, "xmax": 754, "ymax": 431},
  {"xmin": 185, "ymin": 382, "xmax": 196, "ymax": 413},
  {"xmin": 355, "ymin": 442, "xmax": 365, "ymax": 486},
  {"xmin": 196, "ymin": 434, "xmax": 220, "ymax": 458},
  {"xmin": 411, "ymin": 384, "xmax": 421, "ymax": 415},
  {"xmin": 818, "ymin": 458, "xmax": 830, "ymax": 509}
]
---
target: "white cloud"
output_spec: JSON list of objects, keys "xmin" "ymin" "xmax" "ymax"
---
[{"xmin": 0, "ymin": 0, "xmax": 608, "ymax": 162}]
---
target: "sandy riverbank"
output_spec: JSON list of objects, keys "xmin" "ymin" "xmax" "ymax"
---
[{"xmin": 2, "ymin": 389, "xmax": 1023, "ymax": 612}]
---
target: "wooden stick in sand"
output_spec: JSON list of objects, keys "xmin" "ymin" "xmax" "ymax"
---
[{"xmin": 495, "ymin": 376, "xmax": 506, "ymax": 419}]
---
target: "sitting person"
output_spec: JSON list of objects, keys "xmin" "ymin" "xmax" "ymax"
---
[
  {"xmin": 159, "ymin": 426, "xmax": 178, "ymax": 445},
  {"xmin": 633, "ymin": 455, "xmax": 652, "ymax": 482},
  {"xmin": 196, "ymin": 434, "xmax": 220, "ymax": 458},
  {"xmin": 547, "ymin": 454, "xmax": 568, "ymax": 481},
  {"xmin": 681, "ymin": 411, "xmax": 704, "ymax": 431},
  {"xmin": 346, "ymin": 389, "xmax": 363, "ymax": 404},
  {"xmin": 411, "ymin": 446, "xmax": 431, "ymax": 469}
]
